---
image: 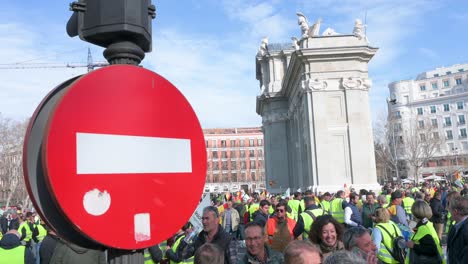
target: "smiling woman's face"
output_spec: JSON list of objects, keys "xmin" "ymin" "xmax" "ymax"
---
[{"xmin": 320, "ymin": 223, "xmax": 337, "ymax": 246}]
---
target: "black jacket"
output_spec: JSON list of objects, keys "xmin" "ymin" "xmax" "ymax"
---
[
  {"xmin": 0, "ymin": 216, "xmax": 8, "ymax": 234},
  {"xmin": 429, "ymin": 198, "xmax": 445, "ymax": 224},
  {"xmin": 252, "ymin": 210, "xmax": 269, "ymax": 228},
  {"xmin": 447, "ymin": 217, "xmax": 468, "ymax": 264},
  {"xmin": 40, "ymin": 233, "xmax": 59, "ymax": 264},
  {"xmin": 0, "ymin": 233, "xmax": 35, "ymax": 264}
]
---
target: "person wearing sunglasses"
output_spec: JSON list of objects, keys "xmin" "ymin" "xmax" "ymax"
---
[{"xmin": 265, "ymin": 199, "xmax": 296, "ymax": 252}]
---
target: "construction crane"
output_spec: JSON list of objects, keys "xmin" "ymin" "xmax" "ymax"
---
[{"xmin": 0, "ymin": 48, "xmax": 108, "ymax": 72}]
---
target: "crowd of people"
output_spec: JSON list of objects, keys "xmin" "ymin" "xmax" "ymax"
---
[{"xmin": 0, "ymin": 180, "xmax": 467, "ymax": 264}]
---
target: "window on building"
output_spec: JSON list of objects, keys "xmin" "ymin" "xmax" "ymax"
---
[
  {"xmin": 433, "ymin": 132, "xmax": 439, "ymax": 139},
  {"xmin": 241, "ymin": 161, "xmax": 246, "ymax": 169},
  {"xmin": 456, "ymin": 78, "xmax": 462, "ymax": 85},
  {"xmin": 395, "ymin": 111, "xmax": 401, "ymax": 119},
  {"xmin": 250, "ymin": 160, "xmax": 256, "ymax": 169},
  {"xmin": 258, "ymin": 139, "xmax": 263, "ymax": 146},
  {"xmin": 222, "ymin": 161, "xmax": 228, "ymax": 170},
  {"xmin": 231, "ymin": 161, "xmax": 237, "ymax": 169},
  {"xmin": 443, "ymin": 80, "xmax": 450, "ymax": 87},
  {"xmin": 419, "ymin": 85, "xmax": 426, "ymax": 91},
  {"xmin": 420, "ymin": 134, "xmax": 426, "ymax": 141},
  {"xmin": 221, "ymin": 151, "xmax": 227, "ymax": 159},
  {"xmin": 432, "ymin": 83, "xmax": 438, "ymax": 89},
  {"xmin": 457, "ymin": 101, "xmax": 464, "ymax": 110},
  {"xmin": 460, "ymin": 128, "xmax": 467, "ymax": 138},
  {"xmin": 221, "ymin": 140, "xmax": 226, "ymax": 147},
  {"xmin": 249, "ymin": 139, "xmax": 254, "ymax": 147},
  {"xmin": 258, "ymin": 149, "xmax": 263, "ymax": 157},
  {"xmin": 417, "ymin": 107, "xmax": 423, "ymax": 115},
  {"xmin": 446, "ymin": 130, "xmax": 453, "ymax": 140},
  {"xmin": 213, "ymin": 162, "xmax": 218, "ymax": 170},
  {"xmin": 249, "ymin": 150, "xmax": 255, "ymax": 157},
  {"xmin": 462, "ymin": 142, "xmax": 468, "ymax": 151},
  {"xmin": 434, "ymin": 74, "xmax": 439, "ymax": 77},
  {"xmin": 251, "ymin": 171, "xmax": 256, "ymax": 181},
  {"xmin": 240, "ymin": 150, "xmax": 245, "ymax": 158},
  {"xmin": 212, "ymin": 151, "xmax": 218, "ymax": 159},
  {"xmin": 431, "ymin": 119, "xmax": 438, "ymax": 128},
  {"xmin": 239, "ymin": 140, "xmax": 245, "ymax": 147},
  {"xmin": 459, "ymin": 115, "xmax": 466, "ymax": 125},
  {"xmin": 394, "ymin": 123, "xmax": 402, "ymax": 132},
  {"xmin": 418, "ymin": 120, "xmax": 425, "ymax": 128},
  {"xmin": 444, "ymin": 104, "xmax": 450, "ymax": 112},
  {"xmin": 212, "ymin": 140, "xmax": 217, "ymax": 148},
  {"xmin": 222, "ymin": 173, "xmax": 229, "ymax": 182},
  {"xmin": 430, "ymin": 106, "xmax": 436, "ymax": 113},
  {"xmin": 231, "ymin": 173, "xmax": 238, "ymax": 182},
  {"xmin": 445, "ymin": 117, "xmax": 452, "ymax": 126},
  {"xmin": 205, "ymin": 140, "xmax": 208, "ymax": 148},
  {"xmin": 447, "ymin": 71, "xmax": 452, "ymax": 75},
  {"xmin": 230, "ymin": 151, "xmax": 236, "ymax": 158}
]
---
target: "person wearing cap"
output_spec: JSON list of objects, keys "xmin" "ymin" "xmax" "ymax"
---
[
  {"xmin": 0, "ymin": 230, "xmax": 35, "ymax": 264},
  {"xmin": 387, "ymin": 190, "xmax": 408, "ymax": 227}
]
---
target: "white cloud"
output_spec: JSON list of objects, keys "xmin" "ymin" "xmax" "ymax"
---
[{"xmin": 145, "ymin": 28, "xmax": 261, "ymax": 128}]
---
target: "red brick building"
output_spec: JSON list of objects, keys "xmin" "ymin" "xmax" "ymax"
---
[{"xmin": 203, "ymin": 127, "xmax": 266, "ymax": 193}]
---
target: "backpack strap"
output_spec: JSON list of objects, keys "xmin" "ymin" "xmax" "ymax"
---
[
  {"xmin": 376, "ymin": 224, "xmax": 396, "ymax": 254},
  {"xmin": 305, "ymin": 210, "xmax": 317, "ymax": 221}
]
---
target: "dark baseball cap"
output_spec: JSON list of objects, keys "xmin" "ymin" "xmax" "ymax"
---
[{"xmin": 391, "ymin": 190, "xmax": 403, "ymax": 200}]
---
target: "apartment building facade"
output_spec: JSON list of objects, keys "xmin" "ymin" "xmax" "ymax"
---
[
  {"xmin": 388, "ymin": 63, "xmax": 468, "ymax": 179},
  {"xmin": 203, "ymin": 127, "xmax": 266, "ymax": 193}
]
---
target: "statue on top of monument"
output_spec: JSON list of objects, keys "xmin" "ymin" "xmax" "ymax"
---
[
  {"xmin": 309, "ymin": 18, "xmax": 322, "ymax": 36},
  {"xmin": 257, "ymin": 37, "xmax": 269, "ymax": 56},
  {"xmin": 353, "ymin": 19, "xmax": 368, "ymax": 43},
  {"xmin": 296, "ymin": 12, "xmax": 310, "ymax": 39},
  {"xmin": 291, "ymin": 37, "xmax": 300, "ymax": 50}
]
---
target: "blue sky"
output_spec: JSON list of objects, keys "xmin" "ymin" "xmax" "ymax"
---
[{"xmin": 0, "ymin": 0, "xmax": 466, "ymax": 128}]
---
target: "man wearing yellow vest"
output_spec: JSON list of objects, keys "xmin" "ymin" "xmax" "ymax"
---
[
  {"xmin": 293, "ymin": 196, "xmax": 324, "ymax": 239},
  {"xmin": 19, "ymin": 212, "xmax": 35, "ymax": 250},
  {"xmin": 288, "ymin": 192, "xmax": 302, "ymax": 221},
  {"xmin": 0, "ymin": 230, "xmax": 36, "ymax": 264},
  {"xmin": 402, "ymin": 190, "xmax": 415, "ymax": 220},
  {"xmin": 330, "ymin": 191, "xmax": 347, "ymax": 224},
  {"xmin": 320, "ymin": 192, "xmax": 332, "ymax": 214},
  {"xmin": 33, "ymin": 218, "xmax": 47, "ymax": 264},
  {"xmin": 166, "ymin": 222, "xmax": 195, "ymax": 264}
]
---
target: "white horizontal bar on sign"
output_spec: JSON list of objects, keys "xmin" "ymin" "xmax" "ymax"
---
[{"xmin": 76, "ymin": 132, "xmax": 192, "ymax": 174}]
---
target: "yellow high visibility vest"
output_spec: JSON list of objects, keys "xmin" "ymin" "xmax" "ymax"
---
[
  {"xmin": 300, "ymin": 208, "xmax": 324, "ymax": 239},
  {"xmin": 320, "ymin": 200, "xmax": 331, "ymax": 213},
  {"xmin": 288, "ymin": 199, "xmax": 301, "ymax": 221},
  {"xmin": 19, "ymin": 222, "xmax": 32, "ymax": 242},
  {"xmin": 36, "ymin": 224, "xmax": 47, "ymax": 242},
  {"xmin": 330, "ymin": 198, "xmax": 344, "ymax": 223},
  {"xmin": 405, "ymin": 221, "xmax": 445, "ymax": 264},
  {"xmin": 374, "ymin": 222, "xmax": 401, "ymax": 264},
  {"xmin": 0, "ymin": 246, "xmax": 26, "ymax": 264},
  {"xmin": 402, "ymin": 197, "xmax": 415, "ymax": 215}
]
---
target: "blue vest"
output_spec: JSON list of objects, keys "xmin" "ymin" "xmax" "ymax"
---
[{"xmin": 348, "ymin": 203, "xmax": 362, "ymax": 225}]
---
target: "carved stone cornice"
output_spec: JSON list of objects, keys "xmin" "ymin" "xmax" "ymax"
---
[
  {"xmin": 341, "ymin": 77, "xmax": 372, "ymax": 91},
  {"xmin": 301, "ymin": 78, "xmax": 328, "ymax": 91}
]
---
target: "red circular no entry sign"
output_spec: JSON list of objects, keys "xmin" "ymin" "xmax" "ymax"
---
[{"xmin": 42, "ymin": 65, "xmax": 206, "ymax": 249}]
